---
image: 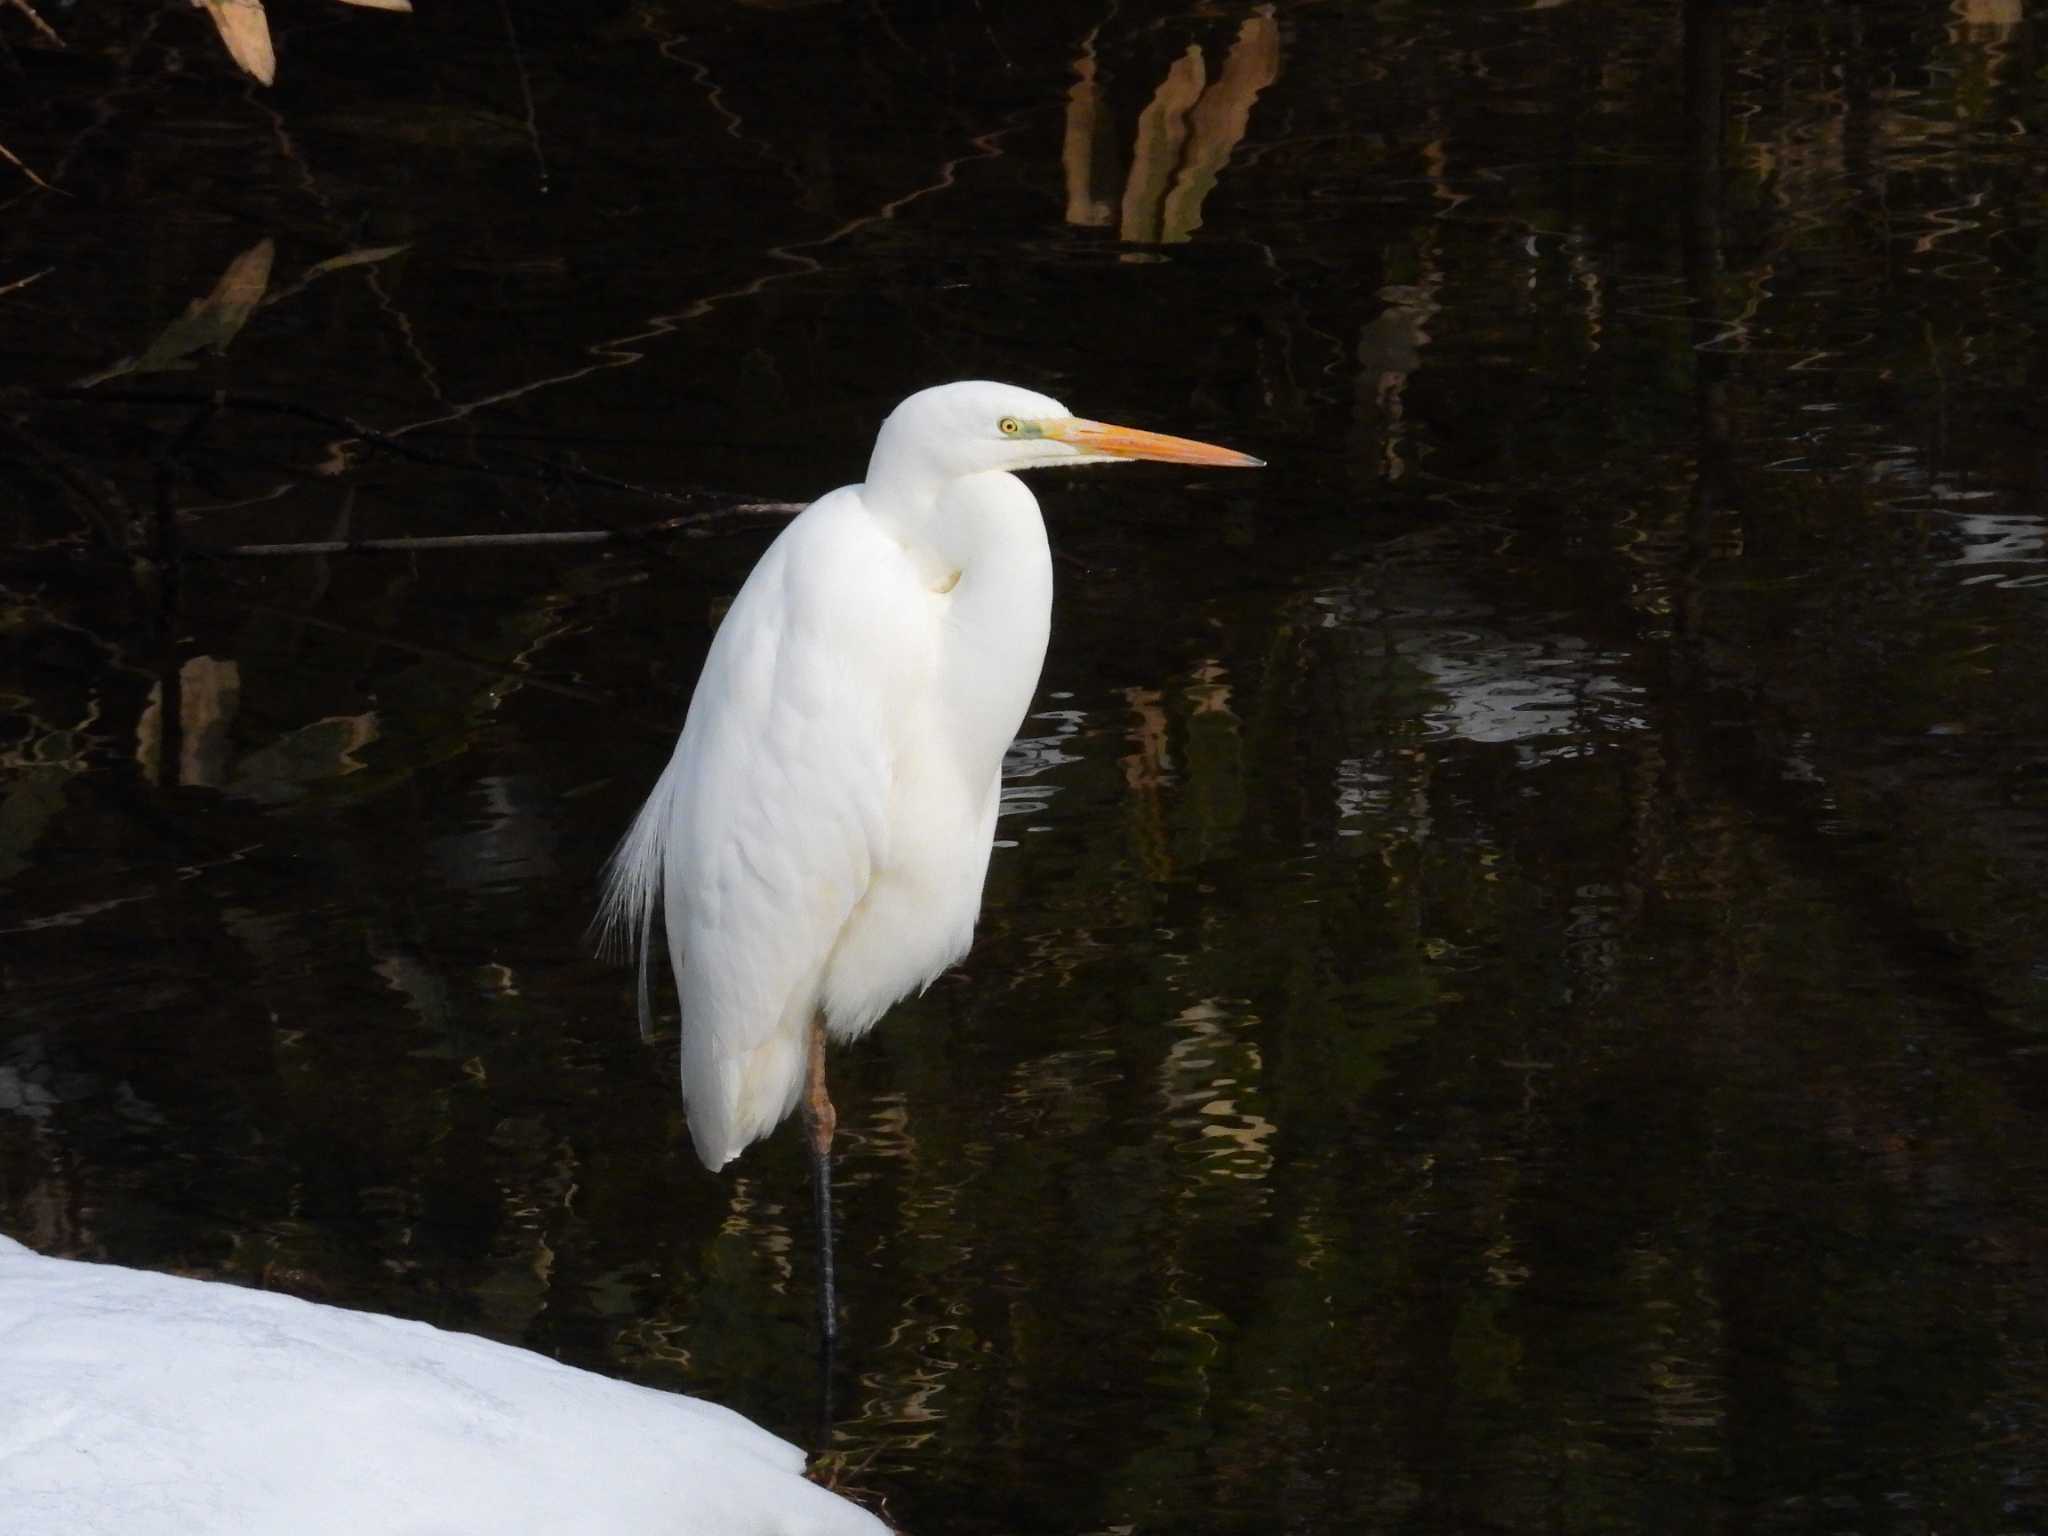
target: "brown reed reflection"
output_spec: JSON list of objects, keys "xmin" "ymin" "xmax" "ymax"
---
[{"xmin": 1063, "ymin": 8, "xmax": 1279, "ymax": 246}]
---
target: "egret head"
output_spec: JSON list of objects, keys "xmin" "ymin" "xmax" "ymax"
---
[{"xmin": 867, "ymin": 380, "xmax": 1262, "ymax": 497}]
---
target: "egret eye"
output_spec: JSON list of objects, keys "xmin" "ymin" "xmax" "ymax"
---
[{"xmin": 998, "ymin": 416, "xmax": 1022, "ymax": 437}]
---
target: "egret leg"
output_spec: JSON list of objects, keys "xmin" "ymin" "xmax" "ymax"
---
[{"xmin": 800, "ymin": 1012, "xmax": 839, "ymax": 1346}]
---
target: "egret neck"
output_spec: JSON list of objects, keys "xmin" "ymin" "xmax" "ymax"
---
[{"xmin": 923, "ymin": 469, "xmax": 1055, "ymax": 788}]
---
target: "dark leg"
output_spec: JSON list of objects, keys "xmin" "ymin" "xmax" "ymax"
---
[{"xmin": 800, "ymin": 1011, "xmax": 839, "ymax": 1347}]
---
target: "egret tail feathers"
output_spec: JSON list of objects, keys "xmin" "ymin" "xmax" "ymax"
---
[
  {"xmin": 592, "ymin": 764, "xmax": 680, "ymax": 1041},
  {"xmin": 634, "ymin": 898, "xmax": 657, "ymax": 1042}
]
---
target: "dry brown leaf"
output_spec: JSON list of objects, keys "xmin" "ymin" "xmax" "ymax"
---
[
  {"xmin": 77, "ymin": 238, "xmax": 276, "ymax": 386},
  {"xmin": 298, "ymin": 244, "xmax": 411, "ymax": 280},
  {"xmin": 196, "ymin": 0, "xmax": 276, "ymax": 86},
  {"xmin": 258, "ymin": 243, "xmax": 410, "ymax": 309},
  {"xmin": 191, "ymin": 0, "xmax": 410, "ymax": 85},
  {"xmin": 205, "ymin": 237, "xmax": 277, "ymax": 321}
]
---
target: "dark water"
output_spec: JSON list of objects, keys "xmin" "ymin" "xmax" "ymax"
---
[{"xmin": 6, "ymin": 0, "xmax": 2048, "ymax": 1530}]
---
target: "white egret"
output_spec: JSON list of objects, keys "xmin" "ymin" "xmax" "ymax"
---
[
  {"xmin": 0, "ymin": 1236, "xmax": 887, "ymax": 1535},
  {"xmin": 597, "ymin": 380, "xmax": 1261, "ymax": 1337}
]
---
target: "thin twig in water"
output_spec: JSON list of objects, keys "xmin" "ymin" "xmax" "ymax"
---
[
  {"xmin": 196, "ymin": 523, "xmax": 797, "ymax": 559},
  {"xmin": 209, "ymin": 531, "xmax": 617, "ymax": 557},
  {"xmin": 0, "ymin": 266, "xmax": 52, "ymax": 298},
  {"xmin": 496, "ymin": 0, "xmax": 549, "ymax": 194},
  {"xmin": 0, "ymin": 137, "xmax": 59, "ymax": 193},
  {"xmin": 4, "ymin": 0, "xmax": 62, "ymax": 47}
]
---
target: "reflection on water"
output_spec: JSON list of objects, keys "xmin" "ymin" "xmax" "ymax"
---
[
  {"xmin": 1945, "ymin": 510, "xmax": 2046, "ymax": 580},
  {"xmin": 1310, "ymin": 581, "xmax": 1648, "ymax": 752},
  {"xmin": 1159, "ymin": 999, "xmax": 1276, "ymax": 1189},
  {"xmin": 1065, "ymin": 9, "xmax": 1278, "ymax": 246},
  {"xmin": 997, "ymin": 702, "xmax": 1085, "ymax": 836},
  {"xmin": 7, "ymin": 0, "xmax": 2048, "ymax": 1532}
]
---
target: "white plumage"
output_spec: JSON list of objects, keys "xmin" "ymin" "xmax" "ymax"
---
[
  {"xmin": 0, "ymin": 1236, "xmax": 886, "ymax": 1536},
  {"xmin": 597, "ymin": 381, "xmax": 1260, "ymax": 1174}
]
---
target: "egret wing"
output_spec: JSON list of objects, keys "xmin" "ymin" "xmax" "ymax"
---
[{"xmin": 597, "ymin": 489, "xmax": 930, "ymax": 1168}]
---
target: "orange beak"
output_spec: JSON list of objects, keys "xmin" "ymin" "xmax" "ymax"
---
[{"xmin": 1045, "ymin": 417, "xmax": 1264, "ymax": 468}]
